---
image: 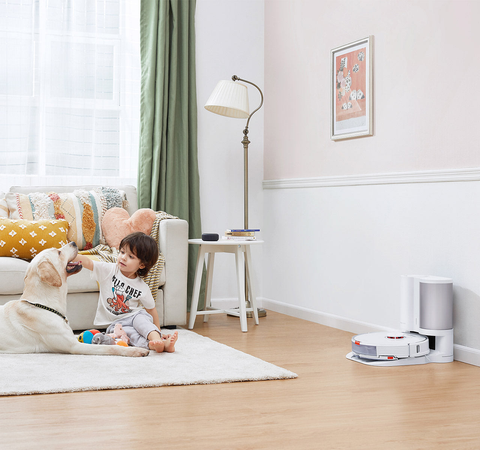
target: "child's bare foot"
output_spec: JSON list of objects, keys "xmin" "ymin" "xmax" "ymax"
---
[
  {"xmin": 162, "ymin": 331, "xmax": 178, "ymax": 353},
  {"xmin": 148, "ymin": 339, "xmax": 165, "ymax": 353}
]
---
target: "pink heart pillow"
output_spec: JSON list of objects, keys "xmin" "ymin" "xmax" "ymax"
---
[{"xmin": 102, "ymin": 208, "xmax": 156, "ymax": 249}]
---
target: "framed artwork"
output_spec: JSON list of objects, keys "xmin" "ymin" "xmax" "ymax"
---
[{"xmin": 331, "ymin": 36, "xmax": 373, "ymax": 140}]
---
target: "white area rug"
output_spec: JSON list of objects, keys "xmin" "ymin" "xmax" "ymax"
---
[{"xmin": 0, "ymin": 329, "xmax": 297, "ymax": 396}]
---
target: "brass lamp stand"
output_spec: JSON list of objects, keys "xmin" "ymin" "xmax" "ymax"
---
[
  {"xmin": 235, "ymin": 76, "xmax": 266, "ymax": 318},
  {"xmin": 205, "ymin": 75, "xmax": 266, "ymax": 318}
]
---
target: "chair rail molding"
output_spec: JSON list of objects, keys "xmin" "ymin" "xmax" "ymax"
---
[{"xmin": 263, "ymin": 167, "xmax": 480, "ymax": 190}]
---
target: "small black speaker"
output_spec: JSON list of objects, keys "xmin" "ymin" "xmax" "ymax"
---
[{"xmin": 202, "ymin": 233, "xmax": 219, "ymax": 241}]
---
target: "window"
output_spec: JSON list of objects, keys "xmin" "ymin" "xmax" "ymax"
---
[{"xmin": 0, "ymin": 0, "xmax": 140, "ymax": 191}]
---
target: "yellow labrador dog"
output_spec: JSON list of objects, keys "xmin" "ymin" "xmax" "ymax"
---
[{"xmin": 0, "ymin": 242, "xmax": 148, "ymax": 357}]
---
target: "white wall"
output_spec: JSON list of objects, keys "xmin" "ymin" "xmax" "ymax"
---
[
  {"xmin": 263, "ymin": 174, "xmax": 480, "ymax": 345},
  {"xmin": 264, "ymin": 0, "xmax": 480, "ymax": 180},
  {"xmin": 195, "ymin": 0, "xmax": 264, "ymax": 303},
  {"xmin": 262, "ymin": 0, "xmax": 480, "ymax": 364}
]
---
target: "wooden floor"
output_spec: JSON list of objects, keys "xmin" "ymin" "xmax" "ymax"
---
[{"xmin": 1, "ymin": 311, "xmax": 480, "ymax": 449}]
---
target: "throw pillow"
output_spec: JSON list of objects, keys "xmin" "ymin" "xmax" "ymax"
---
[
  {"xmin": 102, "ymin": 208, "xmax": 157, "ymax": 249},
  {"xmin": 0, "ymin": 218, "xmax": 69, "ymax": 259},
  {"xmin": 5, "ymin": 188, "xmax": 127, "ymax": 250}
]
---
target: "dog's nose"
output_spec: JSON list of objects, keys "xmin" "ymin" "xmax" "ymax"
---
[{"xmin": 70, "ymin": 242, "xmax": 77, "ymax": 248}]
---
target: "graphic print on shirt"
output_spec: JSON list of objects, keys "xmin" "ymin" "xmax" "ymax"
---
[
  {"xmin": 107, "ymin": 285, "xmax": 132, "ymax": 315},
  {"xmin": 106, "ymin": 274, "xmax": 143, "ymax": 316}
]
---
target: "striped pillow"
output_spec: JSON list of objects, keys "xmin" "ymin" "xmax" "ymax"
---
[
  {"xmin": 5, "ymin": 188, "xmax": 127, "ymax": 250},
  {"xmin": 0, "ymin": 192, "xmax": 8, "ymax": 218}
]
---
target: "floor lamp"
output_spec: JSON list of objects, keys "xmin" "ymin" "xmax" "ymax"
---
[{"xmin": 205, "ymin": 75, "xmax": 266, "ymax": 318}]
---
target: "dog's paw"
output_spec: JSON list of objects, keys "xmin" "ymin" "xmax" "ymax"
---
[{"xmin": 132, "ymin": 347, "xmax": 150, "ymax": 357}]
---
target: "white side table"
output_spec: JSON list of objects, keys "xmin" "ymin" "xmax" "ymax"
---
[{"xmin": 188, "ymin": 239, "xmax": 263, "ymax": 332}]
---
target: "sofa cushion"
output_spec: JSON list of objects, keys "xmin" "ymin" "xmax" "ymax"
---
[
  {"xmin": 6, "ymin": 188, "xmax": 128, "ymax": 250},
  {"xmin": 0, "ymin": 257, "xmax": 30, "ymax": 294},
  {"xmin": 66, "ymin": 266, "xmax": 100, "ymax": 293},
  {"xmin": 0, "ymin": 255, "xmax": 104, "ymax": 295},
  {"xmin": 0, "ymin": 218, "xmax": 69, "ymax": 259}
]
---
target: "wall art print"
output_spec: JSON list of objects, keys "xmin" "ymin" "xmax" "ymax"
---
[{"xmin": 331, "ymin": 36, "xmax": 373, "ymax": 140}]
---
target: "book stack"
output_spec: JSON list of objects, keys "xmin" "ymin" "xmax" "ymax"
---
[{"xmin": 222, "ymin": 229, "xmax": 260, "ymax": 241}]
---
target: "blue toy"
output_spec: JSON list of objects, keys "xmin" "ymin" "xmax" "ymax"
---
[{"xmin": 78, "ymin": 329, "xmax": 100, "ymax": 344}]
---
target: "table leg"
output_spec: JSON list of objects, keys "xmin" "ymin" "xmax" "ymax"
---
[
  {"xmin": 203, "ymin": 252, "xmax": 215, "ymax": 322},
  {"xmin": 245, "ymin": 246, "xmax": 259, "ymax": 325},
  {"xmin": 235, "ymin": 246, "xmax": 248, "ymax": 332},
  {"xmin": 188, "ymin": 245, "xmax": 206, "ymax": 330}
]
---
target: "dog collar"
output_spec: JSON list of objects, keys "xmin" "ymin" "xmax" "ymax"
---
[{"xmin": 23, "ymin": 300, "xmax": 68, "ymax": 323}]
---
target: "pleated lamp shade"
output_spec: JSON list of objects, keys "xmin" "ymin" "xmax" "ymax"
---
[{"xmin": 204, "ymin": 80, "xmax": 250, "ymax": 119}]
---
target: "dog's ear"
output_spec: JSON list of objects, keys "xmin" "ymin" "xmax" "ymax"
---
[
  {"xmin": 37, "ymin": 260, "xmax": 63, "ymax": 287},
  {"xmin": 24, "ymin": 264, "xmax": 31, "ymax": 282}
]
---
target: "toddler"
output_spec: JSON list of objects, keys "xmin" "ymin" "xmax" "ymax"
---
[{"xmin": 75, "ymin": 232, "xmax": 178, "ymax": 353}]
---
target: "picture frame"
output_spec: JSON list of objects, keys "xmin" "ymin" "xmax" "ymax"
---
[{"xmin": 331, "ymin": 36, "xmax": 373, "ymax": 141}]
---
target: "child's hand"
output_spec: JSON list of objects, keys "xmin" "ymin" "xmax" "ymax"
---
[{"xmin": 73, "ymin": 254, "xmax": 94, "ymax": 271}]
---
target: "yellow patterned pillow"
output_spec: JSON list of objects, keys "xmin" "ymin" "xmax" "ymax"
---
[{"xmin": 0, "ymin": 218, "xmax": 69, "ymax": 260}]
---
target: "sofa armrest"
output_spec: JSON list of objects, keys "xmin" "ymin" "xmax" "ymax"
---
[{"xmin": 156, "ymin": 218, "xmax": 188, "ymax": 326}]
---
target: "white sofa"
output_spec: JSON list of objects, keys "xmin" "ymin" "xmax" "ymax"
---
[{"xmin": 0, "ymin": 185, "xmax": 188, "ymax": 331}]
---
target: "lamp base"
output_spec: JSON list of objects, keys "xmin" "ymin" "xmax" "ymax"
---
[
  {"xmin": 250, "ymin": 308, "xmax": 267, "ymax": 318},
  {"xmin": 227, "ymin": 303, "xmax": 267, "ymax": 319}
]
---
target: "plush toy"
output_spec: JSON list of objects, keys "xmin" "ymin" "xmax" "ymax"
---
[
  {"xmin": 78, "ymin": 329, "xmax": 101, "ymax": 344},
  {"xmin": 91, "ymin": 323, "xmax": 130, "ymax": 347},
  {"xmin": 91, "ymin": 333, "xmax": 115, "ymax": 345},
  {"xmin": 110, "ymin": 323, "xmax": 130, "ymax": 345},
  {"xmin": 102, "ymin": 207, "xmax": 156, "ymax": 249}
]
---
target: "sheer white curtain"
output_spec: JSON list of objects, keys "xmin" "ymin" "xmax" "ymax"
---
[{"xmin": 0, "ymin": 0, "xmax": 140, "ymax": 192}]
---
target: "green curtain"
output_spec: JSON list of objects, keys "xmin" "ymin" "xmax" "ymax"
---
[{"xmin": 138, "ymin": 0, "xmax": 204, "ymax": 310}]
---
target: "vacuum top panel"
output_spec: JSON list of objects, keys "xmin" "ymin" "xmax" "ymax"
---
[{"xmin": 352, "ymin": 332, "xmax": 427, "ymax": 348}]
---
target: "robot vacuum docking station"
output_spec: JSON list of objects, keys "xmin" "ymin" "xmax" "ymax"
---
[{"xmin": 347, "ymin": 276, "xmax": 454, "ymax": 367}]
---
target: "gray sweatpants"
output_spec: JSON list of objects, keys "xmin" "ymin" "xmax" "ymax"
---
[{"xmin": 106, "ymin": 310, "xmax": 161, "ymax": 350}]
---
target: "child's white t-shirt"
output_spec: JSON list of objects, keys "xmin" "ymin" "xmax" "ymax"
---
[{"xmin": 91, "ymin": 261, "xmax": 155, "ymax": 327}]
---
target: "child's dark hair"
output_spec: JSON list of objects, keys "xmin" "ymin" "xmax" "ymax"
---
[{"xmin": 119, "ymin": 232, "xmax": 158, "ymax": 277}]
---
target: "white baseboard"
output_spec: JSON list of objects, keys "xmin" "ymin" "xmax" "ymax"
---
[
  {"xmin": 260, "ymin": 298, "xmax": 480, "ymax": 367},
  {"xmin": 211, "ymin": 297, "xmax": 390, "ymax": 334},
  {"xmin": 452, "ymin": 345, "xmax": 480, "ymax": 367},
  {"xmin": 260, "ymin": 298, "xmax": 391, "ymax": 334}
]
